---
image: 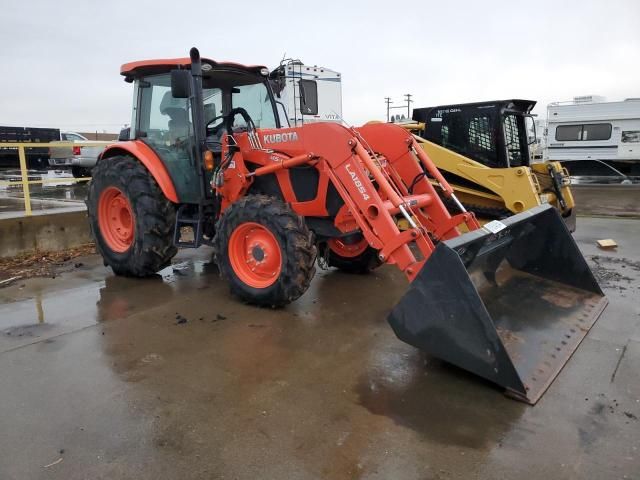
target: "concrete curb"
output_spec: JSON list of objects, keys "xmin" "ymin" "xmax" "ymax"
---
[
  {"xmin": 0, "ymin": 211, "xmax": 92, "ymax": 258},
  {"xmin": 0, "ymin": 196, "xmax": 636, "ymax": 259}
]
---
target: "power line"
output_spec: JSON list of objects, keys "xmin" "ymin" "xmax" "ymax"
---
[{"xmin": 384, "ymin": 94, "xmax": 413, "ymax": 122}]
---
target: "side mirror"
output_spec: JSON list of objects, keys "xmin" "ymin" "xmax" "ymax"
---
[
  {"xmin": 298, "ymin": 79, "xmax": 318, "ymax": 115},
  {"xmin": 171, "ymin": 69, "xmax": 191, "ymax": 98},
  {"xmin": 118, "ymin": 127, "xmax": 130, "ymax": 141}
]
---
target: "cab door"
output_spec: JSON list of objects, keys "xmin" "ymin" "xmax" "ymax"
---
[{"xmin": 136, "ymin": 73, "xmax": 200, "ymax": 204}]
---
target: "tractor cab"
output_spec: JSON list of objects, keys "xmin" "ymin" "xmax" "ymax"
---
[{"xmin": 120, "ymin": 56, "xmax": 283, "ymax": 204}]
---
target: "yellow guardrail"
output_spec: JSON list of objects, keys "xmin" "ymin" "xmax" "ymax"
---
[{"xmin": 0, "ymin": 142, "xmax": 109, "ymax": 216}]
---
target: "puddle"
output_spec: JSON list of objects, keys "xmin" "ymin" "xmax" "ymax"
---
[
  {"xmin": 0, "ymin": 251, "xmax": 223, "ymax": 351},
  {"xmin": 355, "ymin": 345, "xmax": 526, "ymax": 449}
]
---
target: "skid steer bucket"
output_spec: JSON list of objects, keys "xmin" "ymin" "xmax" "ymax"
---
[{"xmin": 388, "ymin": 204, "xmax": 607, "ymax": 404}]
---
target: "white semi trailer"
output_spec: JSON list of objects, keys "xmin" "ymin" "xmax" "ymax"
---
[{"xmin": 269, "ymin": 60, "xmax": 342, "ymax": 126}]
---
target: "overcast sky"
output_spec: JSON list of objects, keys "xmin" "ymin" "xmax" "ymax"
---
[{"xmin": 1, "ymin": 0, "xmax": 638, "ymax": 132}]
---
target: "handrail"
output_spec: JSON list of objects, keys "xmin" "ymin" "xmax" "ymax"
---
[
  {"xmin": 0, "ymin": 141, "xmax": 109, "ymax": 215},
  {"xmin": 0, "ymin": 142, "xmax": 108, "ymax": 147}
]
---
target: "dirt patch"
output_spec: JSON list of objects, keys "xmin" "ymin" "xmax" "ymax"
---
[
  {"xmin": 587, "ymin": 255, "xmax": 639, "ymax": 290},
  {"xmin": 0, "ymin": 243, "xmax": 96, "ymax": 286}
]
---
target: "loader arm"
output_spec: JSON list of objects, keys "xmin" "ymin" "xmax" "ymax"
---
[{"xmin": 416, "ymin": 137, "xmax": 542, "ymax": 214}]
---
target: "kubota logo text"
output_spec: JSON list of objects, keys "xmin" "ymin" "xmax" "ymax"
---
[
  {"xmin": 263, "ymin": 132, "xmax": 298, "ymax": 144},
  {"xmin": 345, "ymin": 163, "xmax": 370, "ymax": 201}
]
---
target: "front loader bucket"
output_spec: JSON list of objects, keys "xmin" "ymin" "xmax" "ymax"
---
[{"xmin": 388, "ymin": 204, "xmax": 607, "ymax": 404}]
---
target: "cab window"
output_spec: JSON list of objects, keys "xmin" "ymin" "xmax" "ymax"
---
[
  {"xmin": 203, "ymin": 90, "xmax": 223, "ymax": 125},
  {"xmin": 231, "ymin": 83, "xmax": 277, "ymax": 129},
  {"xmin": 138, "ymin": 75, "xmax": 190, "ymax": 144},
  {"xmin": 555, "ymin": 123, "xmax": 612, "ymax": 141},
  {"xmin": 136, "ymin": 74, "xmax": 200, "ymax": 203}
]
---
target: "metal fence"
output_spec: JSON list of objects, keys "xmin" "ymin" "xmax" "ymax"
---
[{"xmin": 0, "ymin": 142, "xmax": 105, "ymax": 215}]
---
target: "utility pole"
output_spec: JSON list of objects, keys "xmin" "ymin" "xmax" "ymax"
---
[
  {"xmin": 384, "ymin": 97, "xmax": 392, "ymax": 123},
  {"xmin": 385, "ymin": 94, "xmax": 413, "ymax": 122},
  {"xmin": 404, "ymin": 93, "xmax": 413, "ymax": 120}
]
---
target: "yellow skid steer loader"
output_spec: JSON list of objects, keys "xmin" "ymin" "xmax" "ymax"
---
[{"xmin": 406, "ymin": 100, "xmax": 576, "ymax": 231}]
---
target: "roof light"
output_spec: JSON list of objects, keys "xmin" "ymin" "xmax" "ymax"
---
[
  {"xmin": 202, "ymin": 64, "xmax": 212, "ymax": 72},
  {"xmin": 260, "ymin": 67, "xmax": 269, "ymax": 76}
]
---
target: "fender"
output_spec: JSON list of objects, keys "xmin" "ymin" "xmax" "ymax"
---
[{"xmin": 99, "ymin": 141, "xmax": 179, "ymax": 203}]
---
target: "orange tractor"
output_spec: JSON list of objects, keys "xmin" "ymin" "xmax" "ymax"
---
[{"xmin": 88, "ymin": 48, "xmax": 607, "ymax": 403}]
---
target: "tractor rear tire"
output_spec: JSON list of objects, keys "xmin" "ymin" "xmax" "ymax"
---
[
  {"xmin": 86, "ymin": 155, "xmax": 177, "ymax": 277},
  {"xmin": 214, "ymin": 195, "xmax": 316, "ymax": 307},
  {"xmin": 326, "ymin": 235, "xmax": 382, "ymax": 274}
]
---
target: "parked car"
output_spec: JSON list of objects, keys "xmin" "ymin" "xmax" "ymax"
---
[{"xmin": 48, "ymin": 132, "xmax": 110, "ymax": 177}]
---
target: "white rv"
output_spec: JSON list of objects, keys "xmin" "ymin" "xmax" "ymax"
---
[
  {"xmin": 544, "ymin": 96, "xmax": 640, "ymax": 177},
  {"xmin": 269, "ymin": 60, "xmax": 342, "ymax": 126}
]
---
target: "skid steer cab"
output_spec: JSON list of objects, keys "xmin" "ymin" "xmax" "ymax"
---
[{"xmin": 88, "ymin": 48, "xmax": 607, "ymax": 404}]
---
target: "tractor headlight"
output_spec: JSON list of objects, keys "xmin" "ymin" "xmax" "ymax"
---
[{"xmin": 260, "ymin": 67, "xmax": 270, "ymax": 76}]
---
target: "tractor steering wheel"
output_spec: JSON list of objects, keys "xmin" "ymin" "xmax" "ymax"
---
[
  {"xmin": 225, "ymin": 107, "xmax": 257, "ymax": 135},
  {"xmin": 206, "ymin": 114, "xmax": 226, "ymax": 129},
  {"xmin": 206, "ymin": 108, "xmax": 257, "ymax": 151}
]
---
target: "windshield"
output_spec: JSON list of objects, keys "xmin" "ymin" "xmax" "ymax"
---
[{"xmin": 231, "ymin": 83, "xmax": 277, "ymax": 129}]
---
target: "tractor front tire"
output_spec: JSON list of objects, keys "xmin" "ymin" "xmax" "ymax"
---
[
  {"xmin": 86, "ymin": 155, "xmax": 177, "ymax": 277},
  {"xmin": 214, "ymin": 195, "xmax": 316, "ymax": 307}
]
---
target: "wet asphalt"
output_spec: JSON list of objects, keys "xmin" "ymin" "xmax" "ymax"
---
[{"xmin": 0, "ymin": 216, "xmax": 638, "ymax": 479}]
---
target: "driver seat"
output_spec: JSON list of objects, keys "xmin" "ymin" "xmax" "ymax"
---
[{"xmin": 160, "ymin": 91, "xmax": 190, "ymax": 143}]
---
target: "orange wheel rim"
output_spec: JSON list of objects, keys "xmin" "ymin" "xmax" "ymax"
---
[
  {"xmin": 328, "ymin": 236, "xmax": 368, "ymax": 258},
  {"xmin": 98, "ymin": 187, "xmax": 134, "ymax": 253},
  {"xmin": 229, "ymin": 222, "xmax": 282, "ymax": 288}
]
